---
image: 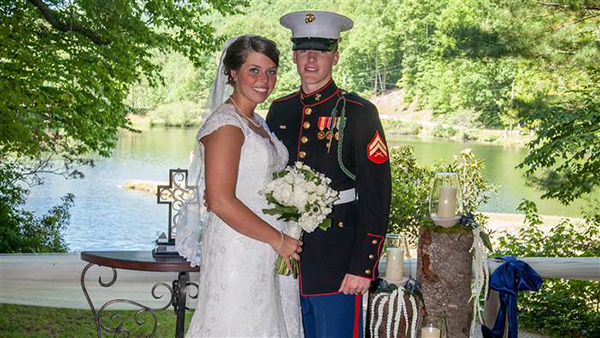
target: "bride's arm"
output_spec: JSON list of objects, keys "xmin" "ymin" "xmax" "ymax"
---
[{"xmin": 201, "ymin": 125, "xmax": 301, "ymax": 262}]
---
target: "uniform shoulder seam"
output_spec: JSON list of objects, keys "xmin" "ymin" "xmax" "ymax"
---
[{"xmin": 344, "ymin": 98, "xmax": 364, "ymax": 107}]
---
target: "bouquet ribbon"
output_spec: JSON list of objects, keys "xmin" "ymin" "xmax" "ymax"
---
[{"xmin": 482, "ymin": 256, "xmax": 543, "ymax": 338}]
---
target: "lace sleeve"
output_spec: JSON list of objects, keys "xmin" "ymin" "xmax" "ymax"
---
[{"xmin": 198, "ymin": 104, "xmax": 246, "ymax": 140}]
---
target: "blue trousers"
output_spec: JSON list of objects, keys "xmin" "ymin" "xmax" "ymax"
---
[{"xmin": 301, "ymin": 293, "xmax": 363, "ymax": 338}]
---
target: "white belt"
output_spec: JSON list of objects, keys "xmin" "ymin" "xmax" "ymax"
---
[{"xmin": 334, "ymin": 188, "xmax": 358, "ymax": 205}]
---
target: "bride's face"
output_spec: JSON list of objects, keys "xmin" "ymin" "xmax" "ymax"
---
[{"xmin": 230, "ymin": 52, "xmax": 278, "ymax": 106}]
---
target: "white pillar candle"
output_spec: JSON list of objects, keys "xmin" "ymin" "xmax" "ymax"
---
[
  {"xmin": 385, "ymin": 247, "xmax": 404, "ymax": 281},
  {"xmin": 421, "ymin": 326, "xmax": 441, "ymax": 338},
  {"xmin": 437, "ymin": 186, "xmax": 457, "ymax": 219}
]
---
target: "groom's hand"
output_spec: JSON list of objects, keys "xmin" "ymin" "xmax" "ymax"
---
[{"xmin": 338, "ymin": 274, "xmax": 371, "ymax": 295}]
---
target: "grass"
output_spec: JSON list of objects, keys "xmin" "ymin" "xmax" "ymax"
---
[{"xmin": 0, "ymin": 303, "xmax": 192, "ymax": 337}]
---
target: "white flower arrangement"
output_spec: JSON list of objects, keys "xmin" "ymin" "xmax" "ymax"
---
[
  {"xmin": 261, "ymin": 161, "xmax": 338, "ymax": 277},
  {"xmin": 470, "ymin": 226, "xmax": 490, "ymax": 335}
]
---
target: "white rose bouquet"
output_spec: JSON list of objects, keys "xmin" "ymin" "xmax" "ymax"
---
[{"xmin": 261, "ymin": 161, "xmax": 339, "ymax": 278}]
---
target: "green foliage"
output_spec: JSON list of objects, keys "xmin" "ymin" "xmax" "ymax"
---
[
  {"xmin": 382, "ymin": 120, "xmax": 423, "ymax": 136},
  {"xmin": 509, "ymin": 1, "xmax": 599, "ymax": 204},
  {"xmin": 388, "ymin": 146, "xmax": 435, "ymax": 243},
  {"xmin": 126, "ymin": 0, "xmax": 406, "ymax": 110},
  {"xmin": 0, "ymin": 0, "xmax": 241, "ymax": 252},
  {"xmin": 148, "ymin": 101, "xmax": 204, "ymax": 127},
  {"xmin": 1, "ymin": 0, "xmax": 239, "ymax": 160},
  {"xmin": 518, "ymin": 79, "xmax": 600, "ymax": 204},
  {"xmin": 432, "ymin": 125, "xmax": 458, "ymax": 138},
  {"xmin": 0, "ymin": 164, "xmax": 72, "ymax": 253},
  {"xmin": 462, "ymin": 130, "xmax": 479, "ymax": 141},
  {"xmin": 389, "ymin": 147, "xmax": 496, "ymax": 243},
  {"xmin": 495, "ymin": 199, "xmax": 600, "ymax": 337}
]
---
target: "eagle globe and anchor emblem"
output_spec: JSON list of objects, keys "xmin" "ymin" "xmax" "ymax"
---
[{"xmin": 305, "ymin": 13, "xmax": 316, "ymax": 24}]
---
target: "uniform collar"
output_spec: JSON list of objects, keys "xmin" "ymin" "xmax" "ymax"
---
[{"xmin": 300, "ymin": 79, "xmax": 339, "ymax": 107}]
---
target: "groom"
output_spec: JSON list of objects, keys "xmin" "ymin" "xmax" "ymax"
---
[{"xmin": 267, "ymin": 11, "xmax": 391, "ymax": 338}]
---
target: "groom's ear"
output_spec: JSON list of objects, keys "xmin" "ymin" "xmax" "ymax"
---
[
  {"xmin": 292, "ymin": 51, "xmax": 298, "ymax": 65},
  {"xmin": 332, "ymin": 51, "xmax": 339, "ymax": 66}
]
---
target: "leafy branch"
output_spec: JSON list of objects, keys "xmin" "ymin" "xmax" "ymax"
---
[{"xmin": 27, "ymin": 0, "xmax": 109, "ymax": 45}]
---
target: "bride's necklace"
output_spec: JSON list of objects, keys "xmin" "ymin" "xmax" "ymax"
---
[{"xmin": 229, "ymin": 96, "xmax": 261, "ymax": 128}]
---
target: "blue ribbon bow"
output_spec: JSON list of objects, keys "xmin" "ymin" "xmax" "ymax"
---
[{"xmin": 482, "ymin": 256, "xmax": 543, "ymax": 338}]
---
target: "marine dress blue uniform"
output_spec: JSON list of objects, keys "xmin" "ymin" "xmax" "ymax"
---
[{"xmin": 267, "ymin": 76, "xmax": 391, "ymax": 336}]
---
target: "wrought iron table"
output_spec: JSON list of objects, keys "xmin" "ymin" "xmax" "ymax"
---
[{"xmin": 80, "ymin": 251, "xmax": 199, "ymax": 337}]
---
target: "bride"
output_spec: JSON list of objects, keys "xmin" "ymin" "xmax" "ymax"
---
[{"xmin": 176, "ymin": 35, "xmax": 304, "ymax": 337}]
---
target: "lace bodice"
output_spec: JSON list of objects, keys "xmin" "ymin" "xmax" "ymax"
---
[{"xmin": 198, "ymin": 104, "xmax": 288, "ymax": 202}]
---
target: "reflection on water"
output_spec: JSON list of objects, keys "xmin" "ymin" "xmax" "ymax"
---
[
  {"xmin": 25, "ymin": 128, "xmax": 588, "ymax": 252},
  {"xmin": 390, "ymin": 137, "xmax": 589, "ymax": 216}
]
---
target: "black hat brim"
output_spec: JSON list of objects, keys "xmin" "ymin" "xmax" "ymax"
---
[{"xmin": 292, "ymin": 38, "xmax": 338, "ymax": 51}]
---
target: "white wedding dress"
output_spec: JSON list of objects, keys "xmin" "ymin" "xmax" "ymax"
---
[{"xmin": 184, "ymin": 103, "xmax": 303, "ymax": 338}]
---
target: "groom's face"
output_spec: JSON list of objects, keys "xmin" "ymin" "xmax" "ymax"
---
[{"xmin": 293, "ymin": 49, "xmax": 339, "ymax": 92}]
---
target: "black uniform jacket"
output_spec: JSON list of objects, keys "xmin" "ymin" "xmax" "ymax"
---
[{"xmin": 266, "ymin": 80, "xmax": 391, "ymax": 295}]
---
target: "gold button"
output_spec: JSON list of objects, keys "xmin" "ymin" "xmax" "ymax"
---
[
  {"xmin": 369, "ymin": 254, "xmax": 375, "ymax": 259},
  {"xmin": 371, "ymin": 239, "xmax": 378, "ymax": 245},
  {"xmin": 298, "ymin": 151, "xmax": 306, "ymax": 159},
  {"xmin": 303, "ymin": 121, "xmax": 310, "ymax": 129},
  {"xmin": 365, "ymin": 269, "xmax": 371, "ymax": 275},
  {"xmin": 301, "ymin": 136, "xmax": 308, "ymax": 144},
  {"xmin": 337, "ymin": 221, "xmax": 344, "ymax": 228},
  {"xmin": 304, "ymin": 107, "xmax": 312, "ymax": 115}
]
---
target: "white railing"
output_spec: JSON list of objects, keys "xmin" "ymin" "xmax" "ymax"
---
[
  {"xmin": 382, "ymin": 257, "xmax": 600, "ymax": 281},
  {"xmin": 1, "ymin": 254, "xmax": 598, "ymax": 310}
]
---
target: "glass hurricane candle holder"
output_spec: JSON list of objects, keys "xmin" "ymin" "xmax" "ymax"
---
[
  {"xmin": 429, "ymin": 172, "xmax": 462, "ymax": 227},
  {"xmin": 382, "ymin": 233, "xmax": 405, "ymax": 284},
  {"xmin": 420, "ymin": 317, "xmax": 447, "ymax": 338}
]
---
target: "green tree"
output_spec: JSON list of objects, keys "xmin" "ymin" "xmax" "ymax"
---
[
  {"xmin": 510, "ymin": 1, "xmax": 600, "ymax": 204},
  {"xmin": 0, "ymin": 0, "xmax": 242, "ymax": 252}
]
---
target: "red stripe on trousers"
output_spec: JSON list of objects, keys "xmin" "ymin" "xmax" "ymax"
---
[{"xmin": 353, "ymin": 294, "xmax": 361, "ymax": 338}]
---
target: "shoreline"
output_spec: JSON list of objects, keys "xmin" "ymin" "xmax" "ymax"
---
[
  {"xmin": 121, "ymin": 179, "xmax": 582, "ymax": 235},
  {"xmin": 126, "ymin": 98, "xmax": 531, "ymax": 148}
]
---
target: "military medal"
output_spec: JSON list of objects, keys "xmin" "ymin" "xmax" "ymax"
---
[
  {"xmin": 325, "ymin": 117, "xmax": 335, "ymax": 152},
  {"xmin": 334, "ymin": 118, "xmax": 341, "ymax": 141},
  {"xmin": 326, "ymin": 117, "xmax": 334, "ymax": 140},
  {"xmin": 317, "ymin": 116, "xmax": 327, "ymax": 140}
]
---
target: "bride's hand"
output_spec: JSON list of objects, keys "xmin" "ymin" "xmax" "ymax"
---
[{"xmin": 273, "ymin": 233, "xmax": 302, "ymax": 270}]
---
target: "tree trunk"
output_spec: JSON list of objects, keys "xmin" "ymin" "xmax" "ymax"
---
[
  {"xmin": 374, "ymin": 56, "xmax": 379, "ymax": 95},
  {"xmin": 417, "ymin": 226, "xmax": 473, "ymax": 337}
]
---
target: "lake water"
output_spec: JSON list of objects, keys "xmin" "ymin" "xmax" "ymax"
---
[{"xmin": 25, "ymin": 127, "xmax": 589, "ymax": 252}]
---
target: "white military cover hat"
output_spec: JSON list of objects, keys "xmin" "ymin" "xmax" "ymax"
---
[{"xmin": 280, "ymin": 11, "xmax": 353, "ymax": 51}]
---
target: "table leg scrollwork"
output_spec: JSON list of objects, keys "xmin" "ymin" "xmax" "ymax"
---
[
  {"xmin": 81, "ymin": 263, "xmax": 175, "ymax": 337},
  {"xmin": 185, "ymin": 281, "xmax": 199, "ymax": 311}
]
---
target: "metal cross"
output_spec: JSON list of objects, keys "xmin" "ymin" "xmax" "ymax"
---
[{"xmin": 157, "ymin": 169, "xmax": 198, "ymax": 242}]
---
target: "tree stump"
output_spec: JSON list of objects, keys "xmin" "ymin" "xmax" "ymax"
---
[{"xmin": 417, "ymin": 226, "xmax": 473, "ymax": 337}]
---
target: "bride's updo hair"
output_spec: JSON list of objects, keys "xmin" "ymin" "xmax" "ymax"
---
[{"xmin": 223, "ymin": 35, "xmax": 280, "ymax": 85}]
